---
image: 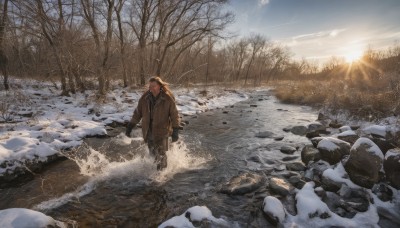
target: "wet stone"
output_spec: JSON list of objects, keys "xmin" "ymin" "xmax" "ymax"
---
[
  {"xmin": 274, "ymin": 136, "xmax": 284, "ymax": 141},
  {"xmin": 286, "ymin": 161, "xmax": 306, "ymax": 171},
  {"xmin": 274, "ymin": 164, "xmax": 286, "ymax": 172},
  {"xmin": 281, "ymin": 155, "xmax": 299, "ymax": 162},
  {"xmin": 290, "ymin": 126, "xmax": 308, "ymax": 136},
  {"xmin": 255, "ymin": 131, "xmax": 274, "ymax": 138},
  {"xmin": 269, "ymin": 177, "xmax": 294, "ymax": 196},
  {"xmin": 301, "ymin": 145, "xmax": 321, "ymax": 165},
  {"xmin": 219, "ymin": 173, "xmax": 264, "ymax": 195},
  {"xmin": 280, "ymin": 145, "xmax": 297, "ymax": 154}
]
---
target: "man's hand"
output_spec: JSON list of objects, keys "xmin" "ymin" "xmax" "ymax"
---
[
  {"xmin": 172, "ymin": 128, "xmax": 179, "ymax": 142},
  {"xmin": 126, "ymin": 122, "xmax": 135, "ymax": 137}
]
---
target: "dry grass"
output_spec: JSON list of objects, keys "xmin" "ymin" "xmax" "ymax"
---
[{"xmin": 270, "ymin": 76, "xmax": 400, "ymax": 120}]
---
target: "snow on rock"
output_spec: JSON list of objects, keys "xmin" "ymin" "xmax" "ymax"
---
[
  {"xmin": 384, "ymin": 148, "xmax": 400, "ymax": 189},
  {"xmin": 339, "ymin": 126, "xmax": 352, "ymax": 133},
  {"xmin": 337, "ymin": 130, "xmax": 357, "ymax": 137},
  {"xmin": 352, "ymin": 138, "xmax": 384, "ymax": 160},
  {"xmin": 0, "ymin": 208, "xmax": 64, "ymax": 228},
  {"xmin": 362, "ymin": 125, "xmax": 388, "ymax": 138},
  {"xmin": 262, "ymin": 196, "xmax": 285, "ymax": 225},
  {"xmin": 344, "ymin": 138, "xmax": 384, "ymax": 188},
  {"xmin": 158, "ymin": 206, "xmax": 228, "ymax": 228},
  {"xmin": 322, "ymin": 163, "xmax": 360, "ymax": 189},
  {"xmin": 317, "ymin": 137, "xmax": 350, "ymax": 165},
  {"xmin": 284, "ymin": 182, "xmax": 380, "ymax": 227}
]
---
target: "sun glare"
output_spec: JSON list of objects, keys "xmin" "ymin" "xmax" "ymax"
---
[{"xmin": 344, "ymin": 50, "xmax": 363, "ymax": 63}]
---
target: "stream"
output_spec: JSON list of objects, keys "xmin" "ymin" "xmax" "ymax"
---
[{"xmin": 0, "ymin": 90, "xmax": 319, "ymax": 227}]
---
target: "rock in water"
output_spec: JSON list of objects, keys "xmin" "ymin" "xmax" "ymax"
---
[
  {"xmin": 280, "ymin": 145, "xmax": 297, "ymax": 154},
  {"xmin": 383, "ymin": 148, "xmax": 400, "ymax": 189},
  {"xmin": 301, "ymin": 145, "xmax": 321, "ymax": 165},
  {"xmin": 263, "ymin": 196, "xmax": 286, "ymax": 225},
  {"xmin": 286, "ymin": 161, "xmax": 306, "ymax": 171},
  {"xmin": 317, "ymin": 137, "xmax": 351, "ymax": 165},
  {"xmin": 219, "ymin": 173, "xmax": 264, "ymax": 195},
  {"xmin": 269, "ymin": 177, "xmax": 294, "ymax": 196},
  {"xmin": 255, "ymin": 131, "xmax": 274, "ymax": 138},
  {"xmin": 291, "ymin": 126, "xmax": 308, "ymax": 136},
  {"xmin": 344, "ymin": 138, "xmax": 384, "ymax": 188}
]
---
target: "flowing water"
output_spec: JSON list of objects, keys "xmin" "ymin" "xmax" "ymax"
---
[{"xmin": 0, "ymin": 90, "xmax": 319, "ymax": 227}]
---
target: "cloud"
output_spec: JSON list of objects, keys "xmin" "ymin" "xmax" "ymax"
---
[
  {"xmin": 258, "ymin": 0, "xmax": 270, "ymax": 6},
  {"xmin": 292, "ymin": 29, "xmax": 346, "ymax": 41}
]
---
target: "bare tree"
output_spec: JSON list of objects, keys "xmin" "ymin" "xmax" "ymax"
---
[
  {"xmin": 244, "ymin": 34, "xmax": 265, "ymax": 86},
  {"xmin": 127, "ymin": 0, "xmax": 157, "ymax": 85},
  {"xmin": 114, "ymin": 0, "xmax": 128, "ymax": 87},
  {"xmin": 0, "ymin": 0, "xmax": 9, "ymax": 90},
  {"xmin": 154, "ymin": 0, "xmax": 233, "ymax": 78},
  {"xmin": 81, "ymin": 0, "xmax": 115, "ymax": 95}
]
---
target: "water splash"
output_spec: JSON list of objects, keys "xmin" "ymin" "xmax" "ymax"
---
[{"xmin": 34, "ymin": 134, "xmax": 208, "ymax": 211}]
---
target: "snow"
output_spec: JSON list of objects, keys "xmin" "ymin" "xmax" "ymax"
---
[
  {"xmin": 0, "ymin": 81, "xmax": 248, "ymax": 176},
  {"xmin": 352, "ymin": 138, "xmax": 384, "ymax": 160},
  {"xmin": 362, "ymin": 125, "xmax": 388, "ymax": 138},
  {"xmin": 317, "ymin": 137, "xmax": 350, "ymax": 152},
  {"xmin": 0, "ymin": 208, "xmax": 63, "ymax": 228},
  {"xmin": 339, "ymin": 126, "xmax": 352, "ymax": 132},
  {"xmin": 322, "ymin": 163, "xmax": 360, "ymax": 189},
  {"xmin": 337, "ymin": 130, "xmax": 356, "ymax": 137},
  {"xmin": 158, "ymin": 206, "xmax": 228, "ymax": 228},
  {"xmin": 385, "ymin": 148, "xmax": 400, "ymax": 160},
  {"xmin": 263, "ymin": 196, "xmax": 285, "ymax": 223},
  {"xmin": 317, "ymin": 137, "xmax": 348, "ymax": 151},
  {"xmin": 284, "ymin": 182, "xmax": 380, "ymax": 227}
]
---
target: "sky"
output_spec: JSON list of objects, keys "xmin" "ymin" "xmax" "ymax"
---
[{"xmin": 225, "ymin": 0, "xmax": 400, "ymax": 62}]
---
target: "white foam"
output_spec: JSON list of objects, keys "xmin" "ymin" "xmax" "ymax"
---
[{"xmin": 34, "ymin": 139, "xmax": 208, "ymax": 211}]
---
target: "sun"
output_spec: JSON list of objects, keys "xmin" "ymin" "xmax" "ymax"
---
[{"xmin": 344, "ymin": 50, "xmax": 363, "ymax": 63}]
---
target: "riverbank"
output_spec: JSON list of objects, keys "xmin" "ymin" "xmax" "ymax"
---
[{"xmin": 0, "ymin": 78, "xmax": 248, "ymax": 186}]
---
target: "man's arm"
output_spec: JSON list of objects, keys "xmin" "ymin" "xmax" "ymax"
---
[{"xmin": 126, "ymin": 96, "xmax": 144, "ymax": 137}]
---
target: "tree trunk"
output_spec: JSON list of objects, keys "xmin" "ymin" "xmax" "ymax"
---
[{"xmin": 0, "ymin": 0, "xmax": 9, "ymax": 90}]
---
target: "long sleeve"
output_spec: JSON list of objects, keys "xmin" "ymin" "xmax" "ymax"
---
[
  {"xmin": 169, "ymin": 98, "xmax": 180, "ymax": 128},
  {"xmin": 130, "ymin": 97, "xmax": 143, "ymax": 125}
]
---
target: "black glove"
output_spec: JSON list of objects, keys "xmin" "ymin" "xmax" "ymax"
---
[
  {"xmin": 172, "ymin": 128, "xmax": 179, "ymax": 142},
  {"xmin": 126, "ymin": 122, "xmax": 135, "ymax": 137}
]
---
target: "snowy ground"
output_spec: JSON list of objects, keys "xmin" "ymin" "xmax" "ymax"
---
[{"xmin": 0, "ymin": 79, "xmax": 248, "ymax": 177}]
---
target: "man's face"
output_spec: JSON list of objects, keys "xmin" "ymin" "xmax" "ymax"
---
[{"xmin": 149, "ymin": 81, "xmax": 161, "ymax": 96}]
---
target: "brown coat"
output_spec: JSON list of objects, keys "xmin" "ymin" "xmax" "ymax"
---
[{"xmin": 130, "ymin": 90, "xmax": 180, "ymax": 142}]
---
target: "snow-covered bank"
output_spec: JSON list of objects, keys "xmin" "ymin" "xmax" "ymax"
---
[{"xmin": 0, "ymin": 79, "xmax": 248, "ymax": 179}]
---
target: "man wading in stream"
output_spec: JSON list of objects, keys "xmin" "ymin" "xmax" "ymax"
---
[{"xmin": 125, "ymin": 76, "xmax": 180, "ymax": 170}]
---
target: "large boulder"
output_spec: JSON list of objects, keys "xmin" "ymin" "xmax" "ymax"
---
[
  {"xmin": 262, "ymin": 196, "xmax": 286, "ymax": 225},
  {"xmin": 317, "ymin": 137, "xmax": 351, "ymax": 165},
  {"xmin": 269, "ymin": 177, "xmax": 294, "ymax": 196},
  {"xmin": 383, "ymin": 148, "xmax": 400, "ymax": 189},
  {"xmin": 344, "ymin": 138, "xmax": 384, "ymax": 188},
  {"xmin": 337, "ymin": 130, "xmax": 360, "ymax": 145},
  {"xmin": 301, "ymin": 145, "xmax": 321, "ymax": 165},
  {"xmin": 219, "ymin": 173, "xmax": 264, "ymax": 195}
]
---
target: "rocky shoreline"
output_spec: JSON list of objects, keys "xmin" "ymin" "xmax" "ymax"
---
[{"xmin": 212, "ymin": 112, "xmax": 400, "ymax": 227}]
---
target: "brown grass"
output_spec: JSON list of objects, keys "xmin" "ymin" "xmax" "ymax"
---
[{"xmin": 270, "ymin": 76, "xmax": 400, "ymax": 120}]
